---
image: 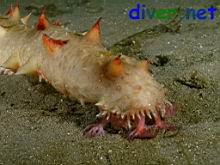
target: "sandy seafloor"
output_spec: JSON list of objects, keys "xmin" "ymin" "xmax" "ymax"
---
[{"xmin": 0, "ymin": 0, "xmax": 220, "ymax": 164}]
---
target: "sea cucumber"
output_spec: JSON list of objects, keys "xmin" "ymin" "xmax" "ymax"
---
[{"xmin": 0, "ymin": 3, "xmax": 176, "ymax": 140}]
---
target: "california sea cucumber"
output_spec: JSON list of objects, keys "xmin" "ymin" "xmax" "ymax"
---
[{"xmin": 0, "ymin": 3, "xmax": 176, "ymax": 140}]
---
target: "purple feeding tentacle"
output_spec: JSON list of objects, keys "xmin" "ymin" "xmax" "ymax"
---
[
  {"xmin": 84, "ymin": 124, "xmax": 106, "ymax": 137},
  {"xmin": 128, "ymin": 116, "xmax": 159, "ymax": 140},
  {"xmin": 0, "ymin": 67, "xmax": 14, "ymax": 75},
  {"xmin": 154, "ymin": 112, "xmax": 177, "ymax": 132},
  {"xmin": 84, "ymin": 117, "xmax": 109, "ymax": 138},
  {"xmin": 164, "ymin": 101, "xmax": 176, "ymax": 118}
]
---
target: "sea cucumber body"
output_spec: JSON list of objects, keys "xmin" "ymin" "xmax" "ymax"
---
[
  {"xmin": 0, "ymin": 7, "xmax": 175, "ymax": 138},
  {"xmin": 0, "ymin": 17, "xmax": 70, "ymax": 69},
  {"xmin": 39, "ymin": 36, "xmax": 166, "ymax": 124}
]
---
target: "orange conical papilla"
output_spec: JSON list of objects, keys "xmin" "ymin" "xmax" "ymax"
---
[
  {"xmin": 42, "ymin": 34, "xmax": 69, "ymax": 54},
  {"xmin": 6, "ymin": 1, "xmax": 20, "ymax": 23},
  {"xmin": 104, "ymin": 55, "xmax": 124, "ymax": 79},
  {"xmin": 83, "ymin": 17, "xmax": 102, "ymax": 44},
  {"xmin": 37, "ymin": 9, "xmax": 49, "ymax": 31},
  {"xmin": 5, "ymin": 4, "xmax": 14, "ymax": 16}
]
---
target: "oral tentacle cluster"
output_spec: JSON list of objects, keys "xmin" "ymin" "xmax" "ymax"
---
[
  {"xmin": 0, "ymin": 2, "xmax": 176, "ymax": 140},
  {"xmin": 0, "ymin": 66, "xmax": 14, "ymax": 75}
]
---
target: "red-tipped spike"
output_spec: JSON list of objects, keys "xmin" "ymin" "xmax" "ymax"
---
[
  {"xmin": 11, "ymin": 0, "xmax": 20, "ymax": 22},
  {"xmin": 5, "ymin": 4, "xmax": 13, "ymax": 16},
  {"xmin": 84, "ymin": 17, "xmax": 102, "ymax": 44},
  {"xmin": 6, "ymin": 1, "xmax": 20, "ymax": 21},
  {"xmin": 37, "ymin": 9, "xmax": 49, "ymax": 31},
  {"xmin": 42, "ymin": 34, "xmax": 69, "ymax": 54},
  {"xmin": 104, "ymin": 55, "xmax": 124, "ymax": 79},
  {"xmin": 93, "ymin": 17, "xmax": 102, "ymax": 32},
  {"xmin": 16, "ymin": 0, "xmax": 20, "ymax": 9},
  {"xmin": 114, "ymin": 55, "xmax": 122, "ymax": 65}
]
